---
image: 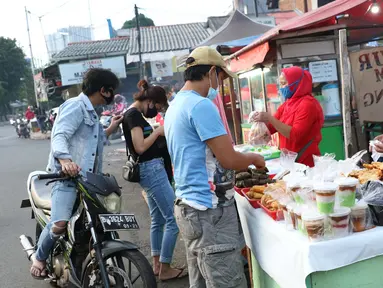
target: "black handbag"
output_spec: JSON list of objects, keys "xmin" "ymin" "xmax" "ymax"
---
[{"xmin": 122, "ymin": 154, "xmax": 140, "ymax": 182}]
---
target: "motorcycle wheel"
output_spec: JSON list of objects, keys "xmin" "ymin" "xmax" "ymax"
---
[{"xmin": 82, "ymin": 250, "xmax": 157, "ymax": 288}]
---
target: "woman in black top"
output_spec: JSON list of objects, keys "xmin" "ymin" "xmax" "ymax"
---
[{"xmin": 122, "ymin": 80, "xmax": 184, "ymax": 281}]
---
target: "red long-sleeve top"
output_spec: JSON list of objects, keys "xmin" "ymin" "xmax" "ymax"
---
[{"xmin": 268, "ymin": 67, "xmax": 324, "ymax": 167}]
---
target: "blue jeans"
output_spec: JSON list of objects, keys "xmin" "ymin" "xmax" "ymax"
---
[
  {"xmin": 139, "ymin": 158, "xmax": 178, "ymax": 263},
  {"xmin": 35, "ymin": 181, "xmax": 77, "ymax": 261}
]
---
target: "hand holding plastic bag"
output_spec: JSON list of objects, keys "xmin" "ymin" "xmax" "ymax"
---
[{"xmin": 248, "ymin": 111, "xmax": 271, "ymax": 146}]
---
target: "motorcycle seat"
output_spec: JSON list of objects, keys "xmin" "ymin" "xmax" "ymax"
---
[{"xmin": 30, "ymin": 176, "xmax": 52, "ymax": 210}]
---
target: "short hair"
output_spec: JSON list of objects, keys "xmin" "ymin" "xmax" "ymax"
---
[
  {"xmin": 133, "ymin": 80, "xmax": 167, "ymax": 105},
  {"xmin": 82, "ymin": 68, "xmax": 120, "ymax": 96},
  {"xmin": 184, "ymin": 65, "xmax": 212, "ymax": 82}
]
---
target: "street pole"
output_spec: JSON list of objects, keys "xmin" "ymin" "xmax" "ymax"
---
[
  {"xmin": 25, "ymin": 6, "xmax": 39, "ymax": 108},
  {"xmin": 134, "ymin": 4, "xmax": 143, "ymax": 79},
  {"xmin": 254, "ymin": 0, "xmax": 259, "ymax": 17}
]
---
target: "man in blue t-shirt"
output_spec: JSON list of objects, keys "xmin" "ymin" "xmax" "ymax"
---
[{"xmin": 165, "ymin": 46, "xmax": 265, "ymax": 287}]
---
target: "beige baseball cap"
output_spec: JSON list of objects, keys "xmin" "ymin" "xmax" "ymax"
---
[{"xmin": 186, "ymin": 46, "xmax": 237, "ymax": 78}]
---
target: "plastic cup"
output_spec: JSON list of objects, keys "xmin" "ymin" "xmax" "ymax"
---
[
  {"xmin": 335, "ymin": 177, "xmax": 358, "ymax": 208},
  {"xmin": 302, "ymin": 212, "xmax": 325, "ymax": 242},
  {"xmin": 286, "ymin": 203, "xmax": 296, "ymax": 230},
  {"xmin": 329, "ymin": 207, "xmax": 351, "ymax": 238},
  {"xmin": 314, "ymin": 182, "xmax": 338, "ymax": 214},
  {"xmin": 351, "ymin": 202, "xmax": 368, "ymax": 232},
  {"xmin": 287, "ymin": 181, "xmax": 304, "ymax": 204},
  {"xmin": 294, "ymin": 207, "xmax": 303, "ymax": 232}
]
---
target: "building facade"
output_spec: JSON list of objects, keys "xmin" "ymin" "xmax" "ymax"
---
[{"xmin": 46, "ymin": 26, "xmax": 93, "ymax": 58}]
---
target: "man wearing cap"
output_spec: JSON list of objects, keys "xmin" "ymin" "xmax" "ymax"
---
[{"xmin": 164, "ymin": 46, "xmax": 265, "ymax": 287}]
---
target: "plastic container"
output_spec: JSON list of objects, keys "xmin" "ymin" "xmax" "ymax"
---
[
  {"xmin": 294, "ymin": 207, "xmax": 303, "ymax": 232},
  {"xmin": 302, "ymin": 211, "xmax": 326, "ymax": 242},
  {"xmin": 286, "ymin": 203, "xmax": 296, "ymax": 230},
  {"xmin": 287, "ymin": 181, "xmax": 304, "ymax": 204},
  {"xmin": 314, "ymin": 182, "xmax": 338, "ymax": 214},
  {"xmin": 322, "ymin": 83, "xmax": 341, "ymax": 118},
  {"xmin": 242, "ymin": 188, "xmax": 261, "ymax": 209},
  {"xmin": 329, "ymin": 207, "xmax": 351, "ymax": 238},
  {"xmin": 259, "ymin": 202, "xmax": 284, "ymax": 221},
  {"xmin": 335, "ymin": 177, "xmax": 358, "ymax": 208},
  {"xmin": 351, "ymin": 202, "xmax": 368, "ymax": 232},
  {"xmin": 234, "ymin": 186, "xmax": 243, "ymax": 196}
]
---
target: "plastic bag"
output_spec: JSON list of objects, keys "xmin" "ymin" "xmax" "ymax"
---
[
  {"xmin": 280, "ymin": 148, "xmax": 298, "ymax": 172},
  {"xmin": 248, "ymin": 111, "xmax": 271, "ymax": 146},
  {"xmin": 360, "ymin": 180, "xmax": 383, "ymax": 206},
  {"xmin": 312, "ymin": 154, "xmax": 338, "ymax": 182},
  {"xmin": 370, "ymin": 140, "xmax": 383, "ymax": 162}
]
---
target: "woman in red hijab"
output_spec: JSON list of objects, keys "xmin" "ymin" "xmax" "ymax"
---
[{"xmin": 253, "ymin": 66, "xmax": 324, "ymax": 167}]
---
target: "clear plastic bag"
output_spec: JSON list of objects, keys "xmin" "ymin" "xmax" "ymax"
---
[
  {"xmin": 370, "ymin": 140, "xmax": 383, "ymax": 162},
  {"xmin": 248, "ymin": 111, "xmax": 271, "ymax": 146}
]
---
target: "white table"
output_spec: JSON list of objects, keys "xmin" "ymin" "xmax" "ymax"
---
[{"xmin": 235, "ymin": 193, "xmax": 383, "ymax": 288}]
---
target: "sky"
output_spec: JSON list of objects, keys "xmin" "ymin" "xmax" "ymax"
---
[{"xmin": 2, "ymin": 0, "xmax": 233, "ymax": 65}]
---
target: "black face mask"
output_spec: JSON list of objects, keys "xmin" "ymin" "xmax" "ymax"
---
[
  {"xmin": 144, "ymin": 104, "xmax": 158, "ymax": 118},
  {"xmin": 102, "ymin": 89, "xmax": 114, "ymax": 105}
]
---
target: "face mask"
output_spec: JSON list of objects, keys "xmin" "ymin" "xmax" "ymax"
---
[
  {"xmin": 102, "ymin": 89, "xmax": 114, "ymax": 105},
  {"xmin": 207, "ymin": 87, "xmax": 218, "ymax": 100},
  {"xmin": 144, "ymin": 104, "xmax": 158, "ymax": 118},
  {"xmin": 279, "ymin": 70, "xmax": 304, "ymax": 100}
]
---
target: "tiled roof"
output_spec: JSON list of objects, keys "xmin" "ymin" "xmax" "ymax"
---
[
  {"xmin": 120, "ymin": 23, "xmax": 211, "ymax": 55},
  {"xmin": 52, "ymin": 37, "xmax": 130, "ymax": 60}
]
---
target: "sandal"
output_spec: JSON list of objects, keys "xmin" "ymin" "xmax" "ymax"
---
[
  {"xmin": 30, "ymin": 259, "xmax": 48, "ymax": 280},
  {"xmin": 160, "ymin": 268, "xmax": 188, "ymax": 282}
]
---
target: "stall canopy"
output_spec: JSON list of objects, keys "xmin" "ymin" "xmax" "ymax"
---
[
  {"xmin": 197, "ymin": 9, "xmax": 272, "ymax": 47},
  {"xmin": 228, "ymin": 0, "xmax": 383, "ymax": 73}
]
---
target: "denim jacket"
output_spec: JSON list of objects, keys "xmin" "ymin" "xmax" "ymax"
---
[{"xmin": 47, "ymin": 93, "xmax": 106, "ymax": 175}]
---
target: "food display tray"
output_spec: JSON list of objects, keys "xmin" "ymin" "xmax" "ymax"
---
[
  {"xmin": 242, "ymin": 188, "xmax": 261, "ymax": 209},
  {"xmin": 259, "ymin": 202, "xmax": 284, "ymax": 221},
  {"xmin": 234, "ymin": 186, "xmax": 244, "ymax": 196}
]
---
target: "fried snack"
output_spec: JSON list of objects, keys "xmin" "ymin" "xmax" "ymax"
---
[
  {"xmin": 250, "ymin": 185, "xmax": 266, "ymax": 194},
  {"xmin": 372, "ymin": 162, "xmax": 383, "ymax": 170},
  {"xmin": 260, "ymin": 194, "xmax": 280, "ymax": 211},
  {"xmin": 266, "ymin": 181, "xmax": 286, "ymax": 193},
  {"xmin": 358, "ymin": 169, "xmax": 383, "ymax": 184},
  {"xmin": 246, "ymin": 191, "xmax": 263, "ymax": 200},
  {"xmin": 363, "ymin": 164, "xmax": 375, "ymax": 170}
]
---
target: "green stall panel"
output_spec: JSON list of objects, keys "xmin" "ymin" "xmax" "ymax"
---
[
  {"xmin": 251, "ymin": 251, "xmax": 383, "ymax": 288},
  {"xmin": 319, "ymin": 123, "xmax": 345, "ymax": 160}
]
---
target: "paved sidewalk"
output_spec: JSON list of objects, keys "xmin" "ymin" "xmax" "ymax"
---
[{"xmin": 103, "ymin": 147, "xmax": 189, "ymax": 288}]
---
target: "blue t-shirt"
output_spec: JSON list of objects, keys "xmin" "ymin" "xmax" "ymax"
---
[{"xmin": 165, "ymin": 90, "xmax": 235, "ymax": 209}]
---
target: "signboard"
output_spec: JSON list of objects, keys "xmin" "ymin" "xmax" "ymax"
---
[
  {"xmin": 150, "ymin": 59, "xmax": 173, "ymax": 78},
  {"xmin": 254, "ymin": 16, "xmax": 276, "ymax": 27},
  {"xmin": 59, "ymin": 56, "xmax": 126, "ymax": 86},
  {"xmin": 350, "ymin": 47, "xmax": 383, "ymax": 123},
  {"xmin": 309, "ymin": 60, "xmax": 338, "ymax": 83}
]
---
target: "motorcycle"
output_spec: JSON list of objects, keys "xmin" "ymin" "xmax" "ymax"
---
[
  {"xmin": 20, "ymin": 171, "xmax": 157, "ymax": 288},
  {"xmin": 11, "ymin": 116, "xmax": 30, "ymax": 138}
]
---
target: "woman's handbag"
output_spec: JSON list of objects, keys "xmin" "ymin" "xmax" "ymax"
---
[{"xmin": 122, "ymin": 154, "xmax": 140, "ymax": 182}]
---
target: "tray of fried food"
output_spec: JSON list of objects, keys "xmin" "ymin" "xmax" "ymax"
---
[
  {"xmin": 349, "ymin": 162, "xmax": 383, "ymax": 184},
  {"xmin": 260, "ymin": 194, "xmax": 280, "ymax": 211},
  {"xmin": 246, "ymin": 185, "xmax": 266, "ymax": 200},
  {"xmin": 266, "ymin": 181, "xmax": 286, "ymax": 193}
]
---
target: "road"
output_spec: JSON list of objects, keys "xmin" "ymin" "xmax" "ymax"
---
[{"xmin": 0, "ymin": 125, "xmax": 188, "ymax": 288}]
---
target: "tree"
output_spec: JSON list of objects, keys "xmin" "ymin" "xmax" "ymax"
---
[
  {"xmin": 121, "ymin": 13, "xmax": 155, "ymax": 29},
  {"xmin": 0, "ymin": 37, "xmax": 31, "ymax": 119}
]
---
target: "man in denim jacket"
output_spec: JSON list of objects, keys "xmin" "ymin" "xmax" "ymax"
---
[{"xmin": 30, "ymin": 68, "xmax": 123, "ymax": 279}]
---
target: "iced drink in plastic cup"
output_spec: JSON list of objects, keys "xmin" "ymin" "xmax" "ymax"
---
[
  {"xmin": 286, "ymin": 203, "xmax": 296, "ymax": 230},
  {"xmin": 302, "ymin": 212, "xmax": 325, "ymax": 242},
  {"xmin": 294, "ymin": 207, "xmax": 303, "ymax": 232},
  {"xmin": 336, "ymin": 177, "xmax": 358, "ymax": 208},
  {"xmin": 314, "ymin": 182, "xmax": 338, "ymax": 214},
  {"xmin": 288, "ymin": 182, "xmax": 304, "ymax": 204},
  {"xmin": 329, "ymin": 207, "xmax": 351, "ymax": 238},
  {"xmin": 351, "ymin": 202, "xmax": 368, "ymax": 232}
]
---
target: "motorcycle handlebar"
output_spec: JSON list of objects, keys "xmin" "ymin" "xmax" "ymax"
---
[{"xmin": 38, "ymin": 173, "xmax": 64, "ymax": 180}]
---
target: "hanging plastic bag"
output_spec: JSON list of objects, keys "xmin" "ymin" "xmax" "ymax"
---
[{"xmin": 248, "ymin": 111, "xmax": 271, "ymax": 146}]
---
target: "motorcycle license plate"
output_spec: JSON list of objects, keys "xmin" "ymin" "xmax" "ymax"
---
[{"xmin": 99, "ymin": 214, "xmax": 139, "ymax": 231}]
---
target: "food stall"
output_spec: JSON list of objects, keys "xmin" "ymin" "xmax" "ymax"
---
[
  {"xmin": 227, "ymin": 0, "xmax": 383, "ymax": 160},
  {"xmin": 234, "ymin": 152, "xmax": 383, "ymax": 288},
  {"xmin": 226, "ymin": 0, "xmax": 383, "ymax": 287}
]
